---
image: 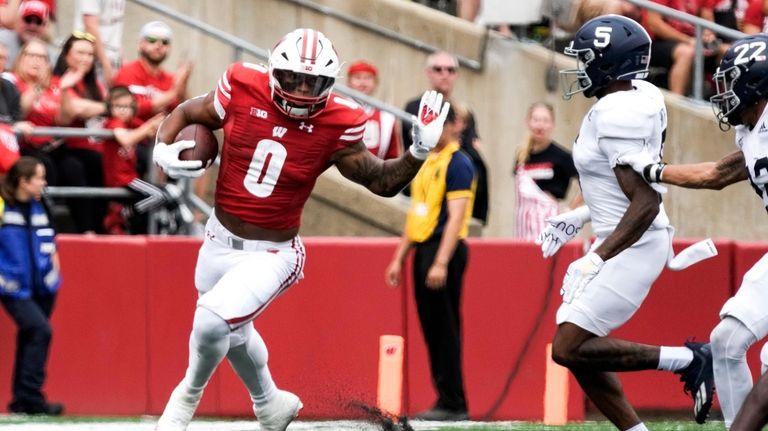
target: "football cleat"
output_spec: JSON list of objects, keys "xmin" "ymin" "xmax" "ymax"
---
[
  {"xmin": 675, "ymin": 341, "xmax": 715, "ymax": 424},
  {"xmin": 253, "ymin": 389, "xmax": 303, "ymax": 431},
  {"xmin": 155, "ymin": 382, "xmax": 203, "ymax": 431}
]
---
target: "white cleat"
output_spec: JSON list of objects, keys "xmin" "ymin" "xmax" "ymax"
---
[
  {"xmin": 253, "ymin": 389, "xmax": 303, "ymax": 431},
  {"xmin": 155, "ymin": 382, "xmax": 203, "ymax": 431}
]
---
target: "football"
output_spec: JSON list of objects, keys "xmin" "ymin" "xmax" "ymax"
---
[{"xmin": 175, "ymin": 124, "xmax": 219, "ymax": 168}]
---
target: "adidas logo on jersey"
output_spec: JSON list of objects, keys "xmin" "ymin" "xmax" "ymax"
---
[
  {"xmin": 760, "ymin": 122, "xmax": 768, "ymax": 134},
  {"xmin": 273, "ymin": 127, "xmax": 287, "ymax": 138}
]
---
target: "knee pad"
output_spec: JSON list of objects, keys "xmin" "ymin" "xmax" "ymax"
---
[
  {"xmin": 192, "ymin": 306, "xmax": 230, "ymax": 345},
  {"xmin": 710, "ymin": 317, "xmax": 755, "ymax": 361}
]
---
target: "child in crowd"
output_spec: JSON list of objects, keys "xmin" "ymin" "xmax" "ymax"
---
[{"xmin": 101, "ymin": 86, "xmax": 180, "ymax": 234}]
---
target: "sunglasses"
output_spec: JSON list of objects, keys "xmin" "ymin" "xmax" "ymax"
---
[
  {"xmin": 72, "ymin": 31, "xmax": 96, "ymax": 43},
  {"xmin": 145, "ymin": 36, "xmax": 170, "ymax": 46},
  {"xmin": 431, "ymin": 65, "xmax": 457, "ymax": 74},
  {"xmin": 22, "ymin": 15, "xmax": 43, "ymax": 26}
]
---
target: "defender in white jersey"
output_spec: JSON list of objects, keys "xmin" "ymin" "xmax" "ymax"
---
[
  {"xmin": 630, "ymin": 34, "xmax": 768, "ymax": 430},
  {"xmin": 536, "ymin": 15, "xmax": 715, "ymax": 430}
]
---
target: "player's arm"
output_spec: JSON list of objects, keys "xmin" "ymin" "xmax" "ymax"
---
[
  {"xmin": 333, "ymin": 143, "xmax": 424, "ymax": 197},
  {"xmin": 154, "ymin": 91, "xmax": 221, "ymax": 178},
  {"xmin": 593, "ymin": 165, "xmax": 661, "ymax": 261},
  {"xmin": 648, "ymin": 150, "xmax": 748, "ymax": 190}
]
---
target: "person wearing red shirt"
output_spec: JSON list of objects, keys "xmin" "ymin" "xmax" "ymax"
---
[
  {"xmin": 346, "ymin": 60, "xmax": 401, "ymax": 160},
  {"xmin": 741, "ymin": 0, "xmax": 768, "ymax": 33},
  {"xmin": 151, "ymin": 28, "xmax": 450, "ymax": 431},
  {"xmin": 112, "ymin": 20, "xmax": 191, "ymax": 124},
  {"xmin": 101, "ymin": 86, "xmax": 170, "ymax": 234},
  {"xmin": 645, "ymin": 0, "xmax": 724, "ymax": 95}
]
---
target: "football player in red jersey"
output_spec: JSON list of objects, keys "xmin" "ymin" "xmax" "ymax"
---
[{"xmin": 152, "ymin": 28, "xmax": 449, "ymax": 431}]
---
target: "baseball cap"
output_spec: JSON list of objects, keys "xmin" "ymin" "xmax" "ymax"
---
[
  {"xmin": 139, "ymin": 21, "xmax": 172, "ymax": 40},
  {"xmin": 347, "ymin": 61, "xmax": 378, "ymax": 78},
  {"xmin": 19, "ymin": 0, "xmax": 49, "ymax": 21}
]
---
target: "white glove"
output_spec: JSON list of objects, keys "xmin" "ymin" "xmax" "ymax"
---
[
  {"xmin": 153, "ymin": 140, "xmax": 205, "ymax": 178},
  {"xmin": 535, "ymin": 205, "xmax": 590, "ymax": 258},
  {"xmin": 409, "ymin": 90, "xmax": 451, "ymax": 160},
  {"xmin": 561, "ymin": 252, "xmax": 604, "ymax": 304}
]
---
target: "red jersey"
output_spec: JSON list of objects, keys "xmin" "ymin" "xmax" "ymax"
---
[
  {"xmin": 6, "ymin": 73, "xmax": 61, "ymax": 149},
  {"xmin": 213, "ymin": 62, "xmax": 368, "ymax": 230},
  {"xmin": 361, "ymin": 107, "xmax": 400, "ymax": 160},
  {"xmin": 743, "ymin": 0, "xmax": 767, "ymax": 31},
  {"xmin": 113, "ymin": 60, "xmax": 177, "ymax": 122},
  {"xmin": 102, "ymin": 117, "xmax": 139, "ymax": 187},
  {"xmin": 61, "ymin": 78, "xmax": 105, "ymax": 152},
  {"xmin": 651, "ymin": 0, "xmax": 717, "ymax": 36}
]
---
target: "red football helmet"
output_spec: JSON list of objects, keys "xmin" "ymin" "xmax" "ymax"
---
[{"xmin": 268, "ymin": 28, "xmax": 340, "ymax": 119}]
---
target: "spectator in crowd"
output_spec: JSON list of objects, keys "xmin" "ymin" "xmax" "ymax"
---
[
  {"xmin": 0, "ymin": 0, "xmax": 53, "ymax": 67},
  {"xmin": 7, "ymin": 38, "xmax": 59, "ymax": 184},
  {"xmin": 73, "ymin": 0, "xmax": 125, "ymax": 84},
  {"xmin": 645, "ymin": 0, "xmax": 728, "ymax": 96},
  {"xmin": 53, "ymin": 31, "xmax": 107, "ymax": 234},
  {"xmin": 514, "ymin": 102, "xmax": 581, "ymax": 241},
  {"xmin": 0, "ymin": 41, "xmax": 33, "ymax": 175},
  {"xmin": 540, "ymin": 0, "xmax": 642, "ymax": 33},
  {"xmin": 386, "ymin": 104, "xmax": 475, "ymax": 422},
  {"xmin": 741, "ymin": 0, "xmax": 767, "ymax": 33},
  {"xmin": 346, "ymin": 60, "xmax": 400, "ymax": 160},
  {"xmin": 0, "ymin": 0, "xmax": 22, "ymax": 30},
  {"xmin": 112, "ymin": 20, "xmax": 192, "ymax": 179},
  {"xmin": 101, "ymin": 86, "xmax": 171, "ymax": 234},
  {"xmin": 0, "ymin": 156, "xmax": 62, "ymax": 415},
  {"xmin": 402, "ymin": 51, "xmax": 489, "ymax": 225}
]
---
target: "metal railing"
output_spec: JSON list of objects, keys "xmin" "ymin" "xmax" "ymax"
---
[
  {"xmin": 18, "ymin": 126, "xmax": 212, "ymax": 234},
  {"xmin": 625, "ymin": 0, "xmax": 746, "ymax": 100},
  {"xmin": 126, "ymin": 0, "xmax": 455, "ymax": 124}
]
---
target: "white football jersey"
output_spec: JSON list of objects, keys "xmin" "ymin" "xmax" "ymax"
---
[
  {"xmin": 573, "ymin": 80, "xmax": 670, "ymax": 237},
  {"xmin": 735, "ymin": 105, "xmax": 768, "ymax": 210}
]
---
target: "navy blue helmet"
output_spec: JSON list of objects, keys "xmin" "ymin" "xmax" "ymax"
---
[
  {"xmin": 561, "ymin": 15, "xmax": 651, "ymax": 99},
  {"xmin": 711, "ymin": 34, "xmax": 768, "ymax": 128}
]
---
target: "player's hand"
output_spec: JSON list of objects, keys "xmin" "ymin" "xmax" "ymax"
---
[
  {"xmin": 535, "ymin": 205, "xmax": 590, "ymax": 258},
  {"xmin": 561, "ymin": 252, "xmax": 604, "ymax": 304},
  {"xmin": 409, "ymin": 90, "xmax": 450, "ymax": 160},
  {"xmin": 153, "ymin": 140, "xmax": 205, "ymax": 178}
]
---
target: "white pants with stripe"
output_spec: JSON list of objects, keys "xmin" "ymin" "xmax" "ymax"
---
[{"xmin": 195, "ymin": 212, "xmax": 305, "ymax": 329}]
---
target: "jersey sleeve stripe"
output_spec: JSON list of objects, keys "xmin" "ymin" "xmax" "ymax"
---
[
  {"xmin": 217, "ymin": 79, "xmax": 231, "ymax": 100},
  {"xmin": 340, "ymin": 132, "xmax": 364, "ymax": 141},
  {"xmin": 213, "ymin": 94, "xmax": 226, "ymax": 120},
  {"xmin": 220, "ymin": 72, "xmax": 231, "ymax": 92},
  {"xmin": 344, "ymin": 124, "xmax": 367, "ymax": 133}
]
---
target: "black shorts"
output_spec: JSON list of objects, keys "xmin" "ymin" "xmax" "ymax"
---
[{"xmin": 651, "ymin": 38, "xmax": 679, "ymax": 69}]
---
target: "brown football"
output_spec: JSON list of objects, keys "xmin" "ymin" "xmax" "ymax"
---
[{"xmin": 175, "ymin": 124, "xmax": 219, "ymax": 168}]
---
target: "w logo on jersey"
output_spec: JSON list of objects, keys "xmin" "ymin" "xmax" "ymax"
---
[{"xmin": 273, "ymin": 127, "xmax": 288, "ymax": 138}]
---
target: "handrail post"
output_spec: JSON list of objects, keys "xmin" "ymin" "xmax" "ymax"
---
[
  {"xmin": 234, "ymin": 46, "xmax": 243, "ymax": 63},
  {"xmin": 693, "ymin": 24, "xmax": 704, "ymax": 100}
]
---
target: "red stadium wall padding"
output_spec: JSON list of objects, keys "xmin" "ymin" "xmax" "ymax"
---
[
  {"xmin": 30, "ymin": 235, "xmax": 149, "ymax": 415},
  {"xmin": 0, "ymin": 236, "xmax": 763, "ymax": 420}
]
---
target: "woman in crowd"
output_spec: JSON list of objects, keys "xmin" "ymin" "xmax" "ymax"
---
[
  {"xmin": 52, "ymin": 31, "xmax": 108, "ymax": 233},
  {"xmin": 514, "ymin": 102, "xmax": 582, "ymax": 240}
]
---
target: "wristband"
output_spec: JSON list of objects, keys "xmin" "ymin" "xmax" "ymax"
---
[{"xmin": 643, "ymin": 162, "xmax": 667, "ymax": 183}]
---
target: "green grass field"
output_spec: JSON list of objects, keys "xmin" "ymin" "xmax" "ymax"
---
[{"xmin": 0, "ymin": 415, "xmax": 729, "ymax": 430}]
